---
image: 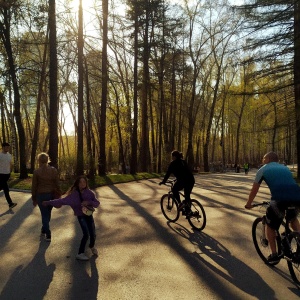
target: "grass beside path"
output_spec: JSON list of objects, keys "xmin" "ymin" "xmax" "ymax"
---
[
  {"xmin": 8, "ymin": 172, "xmax": 163, "ymax": 193},
  {"xmin": 8, "ymin": 166, "xmax": 299, "ymax": 192}
]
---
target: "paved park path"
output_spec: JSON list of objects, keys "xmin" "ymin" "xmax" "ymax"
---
[{"xmin": 0, "ymin": 173, "xmax": 300, "ymax": 300}]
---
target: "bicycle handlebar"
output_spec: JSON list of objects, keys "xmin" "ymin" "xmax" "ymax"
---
[{"xmin": 159, "ymin": 179, "xmax": 176, "ymax": 186}]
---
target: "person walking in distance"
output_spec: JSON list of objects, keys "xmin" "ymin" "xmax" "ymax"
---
[
  {"xmin": 31, "ymin": 152, "xmax": 61, "ymax": 242},
  {"xmin": 0, "ymin": 142, "xmax": 17, "ymax": 209},
  {"xmin": 244, "ymin": 162, "xmax": 249, "ymax": 175}
]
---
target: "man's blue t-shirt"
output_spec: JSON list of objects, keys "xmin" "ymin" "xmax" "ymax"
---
[{"xmin": 254, "ymin": 162, "xmax": 300, "ymax": 202}]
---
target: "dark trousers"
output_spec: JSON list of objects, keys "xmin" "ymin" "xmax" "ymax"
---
[
  {"xmin": 77, "ymin": 215, "xmax": 96, "ymax": 254},
  {"xmin": 172, "ymin": 181, "xmax": 194, "ymax": 204},
  {"xmin": 0, "ymin": 173, "xmax": 13, "ymax": 205},
  {"xmin": 37, "ymin": 193, "xmax": 53, "ymax": 236}
]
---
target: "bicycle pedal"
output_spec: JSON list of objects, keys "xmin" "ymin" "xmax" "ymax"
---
[{"xmin": 185, "ymin": 212, "xmax": 193, "ymax": 218}]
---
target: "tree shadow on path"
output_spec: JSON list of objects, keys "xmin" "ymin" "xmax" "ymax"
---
[
  {"xmin": 168, "ymin": 222, "xmax": 279, "ymax": 300},
  {"xmin": 106, "ymin": 184, "xmax": 263, "ymax": 299}
]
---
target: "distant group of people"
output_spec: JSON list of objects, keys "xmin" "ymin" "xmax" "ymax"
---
[
  {"xmin": 209, "ymin": 162, "xmax": 250, "ymax": 174},
  {"xmin": 233, "ymin": 162, "xmax": 249, "ymax": 174}
]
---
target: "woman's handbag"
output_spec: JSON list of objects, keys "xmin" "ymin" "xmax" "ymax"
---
[
  {"xmin": 78, "ymin": 190, "xmax": 95, "ymax": 216},
  {"xmin": 81, "ymin": 205, "xmax": 95, "ymax": 216}
]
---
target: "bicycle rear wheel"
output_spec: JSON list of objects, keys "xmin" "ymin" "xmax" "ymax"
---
[
  {"xmin": 187, "ymin": 199, "xmax": 206, "ymax": 231},
  {"xmin": 160, "ymin": 194, "xmax": 179, "ymax": 222},
  {"xmin": 287, "ymin": 232, "xmax": 300, "ymax": 286},
  {"xmin": 252, "ymin": 217, "xmax": 281, "ymax": 266}
]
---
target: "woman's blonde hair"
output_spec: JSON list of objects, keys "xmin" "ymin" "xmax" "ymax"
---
[{"xmin": 38, "ymin": 152, "xmax": 50, "ymax": 165}]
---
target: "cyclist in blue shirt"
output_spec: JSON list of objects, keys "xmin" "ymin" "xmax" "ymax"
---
[{"xmin": 245, "ymin": 151, "xmax": 300, "ymax": 264}]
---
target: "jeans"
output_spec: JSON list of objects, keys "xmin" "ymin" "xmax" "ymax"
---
[
  {"xmin": 0, "ymin": 173, "xmax": 13, "ymax": 205},
  {"xmin": 37, "ymin": 193, "xmax": 53, "ymax": 236},
  {"xmin": 77, "ymin": 215, "xmax": 96, "ymax": 254}
]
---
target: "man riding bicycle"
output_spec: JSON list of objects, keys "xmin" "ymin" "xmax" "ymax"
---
[
  {"xmin": 159, "ymin": 150, "xmax": 195, "ymax": 214},
  {"xmin": 245, "ymin": 151, "xmax": 300, "ymax": 264}
]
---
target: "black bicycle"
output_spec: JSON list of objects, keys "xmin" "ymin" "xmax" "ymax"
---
[
  {"xmin": 251, "ymin": 202, "xmax": 300, "ymax": 286},
  {"xmin": 160, "ymin": 180, "xmax": 206, "ymax": 231}
]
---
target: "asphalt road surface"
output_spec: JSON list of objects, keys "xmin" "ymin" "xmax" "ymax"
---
[{"xmin": 0, "ymin": 172, "xmax": 300, "ymax": 300}]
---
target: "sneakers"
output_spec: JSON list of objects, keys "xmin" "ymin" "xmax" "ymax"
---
[
  {"xmin": 91, "ymin": 247, "xmax": 98, "ymax": 256},
  {"xmin": 267, "ymin": 253, "xmax": 281, "ymax": 265},
  {"xmin": 9, "ymin": 203, "xmax": 17, "ymax": 209},
  {"xmin": 76, "ymin": 253, "xmax": 89, "ymax": 261}
]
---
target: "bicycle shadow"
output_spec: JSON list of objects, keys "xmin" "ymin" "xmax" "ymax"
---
[
  {"xmin": 264, "ymin": 255, "xmax": 300, "ymax": 294},
  {"xmin": 0, "ymin": 241, "xmax": 55, "ymax": 300},
  {"xmin": 167, "ymin": 222, "xmax": 278, "ymax": 299}
]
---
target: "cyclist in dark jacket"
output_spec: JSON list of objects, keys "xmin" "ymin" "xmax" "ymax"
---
[{"xmin": 160, "ymin": 150, "xmax": 195, "ymax": 210}]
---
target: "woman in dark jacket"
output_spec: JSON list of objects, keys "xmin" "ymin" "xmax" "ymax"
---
[{"xmin": 160, "ymin": 150, "xmax": 195, "ymax": 210}]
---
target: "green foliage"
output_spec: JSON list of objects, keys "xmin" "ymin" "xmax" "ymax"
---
[{"xmin": 1, "ymin": 0, "xmax": 298, "ymax": 178}]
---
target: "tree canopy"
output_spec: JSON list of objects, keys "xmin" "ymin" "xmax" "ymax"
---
[{"xmin": 0, "ymin": 0, "xmax": 299, "ymax": 177}]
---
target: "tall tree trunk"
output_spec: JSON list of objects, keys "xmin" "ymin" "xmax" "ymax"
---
[
  {"xmin": 30, "ymin": 29, "xmax": 49, "ymax": 173},
  {"xmin": 84, "ymin": 57, "xmax": 95, "ymax": 179},
  {"xmin": 294, "ymin": 0, "xmax": 300, "ymax": 178},
  {"xmin": 203, "ymin": 79, "xmax": 222, "ymax": 172},
  {"xmin": 48, "ymin": 0, "xmax": 59, "ymax": 169},
  {"xmin": 76, "ymin": 0, "xmax": 84, "ymax": 175},
  {"xmin": 0, "ymin": 91, "xmax": 5, "ymax": 140},
  {"xmin": 0, "ymin": 5, "xmax": 27, "ymax": 178},
  {"xmin": 98, "ymin": 0, "xmax": 108, "ymax": 175},
  {"xmin": 130, "ymin": 0, "xmax": 138, "ymax": 174},
  {"xmin": 234, "ymin": 93, "xmax": 247, "ymax": 168},
  {"xmin": 234, "ymin": 65, "xmax": 248, "ymax": 168},
  {"xmin": 140, "ymin": 2, "xmax": 150, "ymax": 172}
]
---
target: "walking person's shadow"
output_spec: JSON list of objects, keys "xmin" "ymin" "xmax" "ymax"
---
[
  {"xmin": 68, "ymin": 255, "xmax": 99, "ymax": 299},
  {"xmin": 0, "ymin": 241, "xmax": 55, "ymax": 300}
]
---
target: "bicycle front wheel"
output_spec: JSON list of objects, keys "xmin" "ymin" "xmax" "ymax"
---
[
  {"xmin": 287, "ymin": 232, "xmax": 300, "ymax": 286},
  {"xmin": 252, "ymin": 217, "xmax": 281, "ymax": 266},
  {"xmin": 187, "ymin": 199, "xmax": 206, "ymax": 231},
  {"xmin": 160, "ymin": 194, "xmax": 179, "ymax": 222}
]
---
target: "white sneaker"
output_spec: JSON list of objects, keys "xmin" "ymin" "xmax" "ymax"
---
[
  {"xmin": 91, "ymin": 247, "xmax": 98, "ymax": 256},
  {"xmin": 76, "ymin": 253, "xmax": 89, "ymax": 261}
]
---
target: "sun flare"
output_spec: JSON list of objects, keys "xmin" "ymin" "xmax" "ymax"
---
[{"xmin": 67, "ymin": 0, "xmax": 95, "ymax": 11}]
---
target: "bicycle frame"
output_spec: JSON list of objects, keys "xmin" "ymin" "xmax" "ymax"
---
[
  {"xmin": 164, "ymin": 180, "xmax": 184, "ymax": 200},
  {"xmin": 160, "ymin": 179, "xmax": 207, "ymax": 231},
  {"xmin": 251, "ymin": 202, "xmax": 300, "ymax": 286}
]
